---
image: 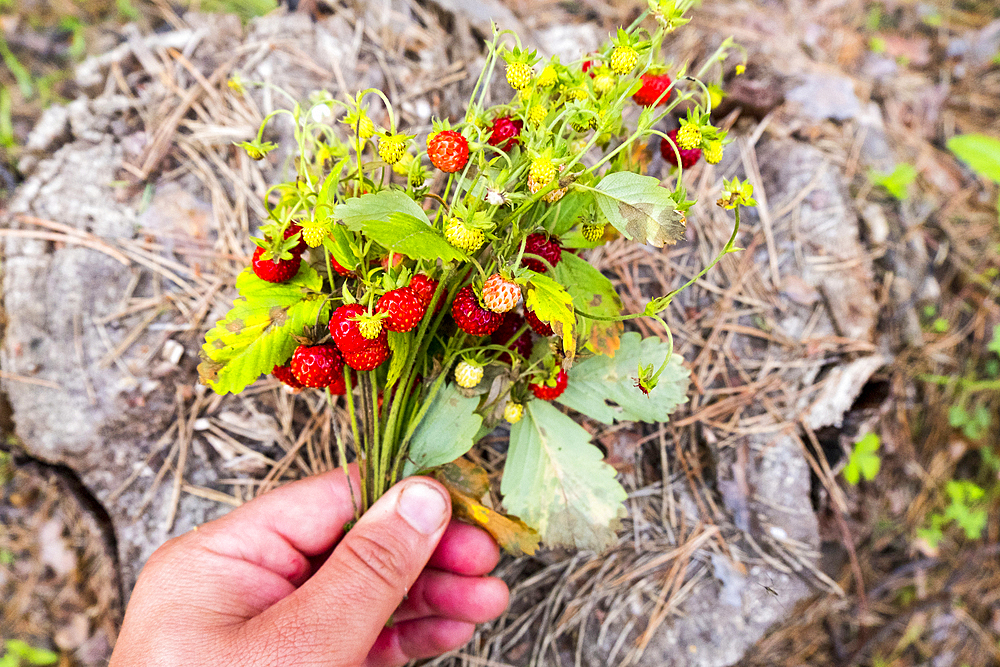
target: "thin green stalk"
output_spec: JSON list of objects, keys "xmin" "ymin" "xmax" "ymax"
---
[{"xmin": 342, "ymin": 366, "xmax": 367, "ymax": 512}]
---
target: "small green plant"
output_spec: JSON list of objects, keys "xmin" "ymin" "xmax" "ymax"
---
[
  {"xmin": 947, "ymin": 133, "xmax": 1000, "ymax": 219},
  {"xmin": 0, "ymin": 641, "xmax": 58, "ymax": 667},
  {"xmin": 843, "ymin": 432, "xmax": 881, "ymax": 485},
  {"xmin": 922, "ymin": 324, "xmax": 1000, "ymax": 442},
  {"xmin": 0, "ymin": 549, "xmax": 15, "ymax": 566},
  {"xmin": 869, "ymin": 163, "xmax": 917, "ymax": 200},
  {"xmin": 917, "ymin": 479, "xmax": 990, "ymax": 548},
  {"xmin": 0, "ymin": 450, "xmax": 12, "ymax": 485}
]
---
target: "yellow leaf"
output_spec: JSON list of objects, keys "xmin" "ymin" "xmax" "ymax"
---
[{"xmin": 434, "ymin": 460, "xmax": 540, "ymax": 556}]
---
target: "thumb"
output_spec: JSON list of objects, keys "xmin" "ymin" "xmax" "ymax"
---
[{"xmin": 243, "ymin": 477, "xmax": 451, "ymax": 665}]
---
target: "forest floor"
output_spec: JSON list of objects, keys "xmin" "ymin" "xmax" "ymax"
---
[{"xmin": 1, "ymin": 0, "xmax": 999, "ymax": 666}]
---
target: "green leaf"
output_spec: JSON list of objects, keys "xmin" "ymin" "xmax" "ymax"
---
[
  {"xmin": 552, "ymin": 252, "xmax": 623, "ymax": 356},
  {"xmin": 386, "ymin": 332, "xmax": 411, "ymax": 387},
  {"xmin": 323, "ymin": 225, "xmax": 359, "ymax": 271},
  {"xmin": 948, "ymin": 403, "xmax": 969, "ymax": 428},
  {"xmin": 199, "ymin": 265, "xmax": 328, "ymax": 395},
  {"xmin": 546, "ymin": 189, "xmax": 592, "ymax": 237},
  {"xmin": 592, "ymin": 172, "xmax": 686, "ymax": 247},
  {"xmin": 348, "ymin": 211, "xmax": 466, "ymax": 263},
  {"xmin": 524, "ymin": 272, "xmax": 577, "ymax": 360},
  {"xmin": 338, "ymin": 189, "xmax": 430, "ymax": 229},
  {"xmin": 948, "ymin": 134, "xmax": 1000, "ymax": 184},
  {"xmin": 988, "ymin": 324, "xmax": 1000, "ymax": 355},
  {"xmin": 5, "ymin": 640, "xmax": 58, "ymax": 665},
  {"xmin": 557, "ymin": 332, "xmax": 689, "ymax": 424},
  {"xmin": 843, "ymin": 432, "xmax": 881, "ymax": 485},
  {"xmin": 503, "ymin": 400, "xmax": 627, "ymax": 551},
  {"xmin": 868, "ymin": 163, "xmax": 917, "ymax": 200},
  {"xmin": 404, "ymin": 383, "xmax": 483, "ymax": 475}
]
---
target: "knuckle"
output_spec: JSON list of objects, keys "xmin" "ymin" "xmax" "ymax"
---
[{"xmin": 340, "ymin": 532, "xmax": 409, "ymax": 591}]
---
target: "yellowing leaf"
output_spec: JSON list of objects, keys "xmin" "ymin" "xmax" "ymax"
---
[
  {"xmin": 525, "ymin": 272, "xmax": 576, "ymax": 360},
  {"xmin": 552, "ymin": 252, "xmax": 623, "ymax": 356},
  {"xmin": 434, "ymin": 460, "xmax": 540, "ymax": 556},
  {"xmin": 200, "ymin": 265, "xmax": 327, "ymax": 395},
  {"xmin": 503, "ymin": 401, "xmax": 627, "ymax": 551},
  {"xmin": 593, "ymin": 172, "xmax": 686, "ymax": 247}
]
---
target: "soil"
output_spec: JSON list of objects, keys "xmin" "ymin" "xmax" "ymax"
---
[{"xmin": 1, "ymin": 1, "xmax": 999, "ymax": 666}]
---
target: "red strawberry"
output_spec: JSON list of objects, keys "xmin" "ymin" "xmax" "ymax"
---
[
  {"xmin": 491, "ymin": 311, "xmax": 534, "ymax": 362},
  {"xmin": 530, "ymin": 369, "xmax": 568, "ymax": 400},
  {"xmin": 376, "ymin": 287, "xmax": 425, "ymax": 332},
  {"xmin": 285, "ymin": 224, "xmax": 309, "ymax": 254},
  {"xmin": 487, "ymin": 116, "xmax": 523, "ymax": 151},
  {"xmin": 427, "ymin": 130, "xmax": 469, "ymax": 173},
  {"xmin": 525, "ymin": 308, "xmax": 554, "ymax": 337},
  {"xmin": 331, "ymin": 257, "xmax": 352, "ymax": 276},
  {"xmin": 272, "ymin": 363, "xmax": 304, "ymax": 389},
  {"xmin": 329, "ymin": 304, "xmax": 378, "ymax": 354},
  {"xmin": 343, "ymin": 336, "xmax": 389, "ymax": 371},
  {"xmin": 582, "ymin": 57, "xmax": 596, "ymax": 76},
  {"xmin": 660, "ymin": 128, "xmax": 702, "ymax": 169},
  {"xmin": 409, "ymin": 274, "xmax": 441, "ymax": 312},
  {"xmin": 328, "ymin": 373, "xmax": 347, "ymax": 395},
  {"xmin": 451, "ymin": 285, "xmax": 503, "ymax": 336},
  {"xmin": 522, "ymin": 233, "xmax": 563, "ymax": 273},
  {"xmin": 290, "ymin": 344, "xmax": 344, "ymax": 388},
  {"xmin": 632, "ymin": 72, "xmax": 672, "ymax": 107},
  {"xmin": 252, "ymin": 246, "xmax": 301, "ymax": 283}
]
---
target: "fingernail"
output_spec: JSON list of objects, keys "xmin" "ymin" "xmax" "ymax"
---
[{"xmin": 397, "ymin": 481, "xmax": 448, "ymax": 535}]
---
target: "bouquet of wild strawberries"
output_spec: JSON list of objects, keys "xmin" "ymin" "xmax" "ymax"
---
[{"xmin": 199, "ymin": 0, "xmax": 755, "ymax": 554}]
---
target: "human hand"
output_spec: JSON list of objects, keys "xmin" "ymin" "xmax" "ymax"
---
[{"xmin": 109, "ymin": 468, "xmax": 509, "ymax": 666}]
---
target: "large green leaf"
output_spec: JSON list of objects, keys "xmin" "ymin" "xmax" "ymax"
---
[
  {"xmin": 338, "ymin": 189, "xmax": 429, "ymax": 228},
  {"xmin": 199, "ymin": 265, "xmax": 327, "ymax": 395},
  {"xmin": 557, "ymin": 332, "xmax": 689, "ymax": 424},
  {"xmin": 366, "ymin": 213, "xmax": 467, "ymax": 263},
  {"xmin": 552, "ymin": 252, "xmax": 623, "ymax": 356},
  {"xmin": 503, "ymin": 400, "xmax": 627, "ymax": 551},
  {"xmin": 404, "ymin": 382, "xmax": 484, "ymax": 475},
  {"xmin": 593, "ymin": 171, "xmax": 686, "ymax": 247},
  {"xmin": 524, "ymin": 272, "xmax": 576, "ymax": 359},
  {"xmin": 545, "ymin": 189, "xmax": 593, "ymax": 237},
  {"xmin": 948, "ymin": 133, "xmax": 1000, "ymax": 184}
]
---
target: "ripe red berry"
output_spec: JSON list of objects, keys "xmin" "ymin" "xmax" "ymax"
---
[
  {"xmin": 660, "ymin": 128, "xmax": 702, "ymax": 169},
  {"xmin": 487, "ymin": 116, "xmax": 523, "ymax": 151},
  {"xmin": 328, "ymin": 373, "xmax": 347, "ymax": 395},
  {"xmin": 252, "ymin": 246, "xmax": 301, "ymax": 283},
  {"xmin": 290, "ymin": 344, "xmax": 344, "ymax": 388},
  {"xmin": 376, "ymin": 287, "xmax": 425, "ymax": 332},
  {"xmin": 491, "ymin": 311, "xmax": 534, "ymax": 362},
  {"xmin": 451, "ymin": 285, "xmax": 504, "ymax": 336},
  {"xmin": 427, "ymin": 130, "xmax": 470, "ymax": 173},
  {"xmin": 272, "ymin": 363, "xmax": 304, "ymax": 389},
  {"xmin": 329, "ymin": 304, "xmax": 378, "ymax": 354},
  {"xmin": 524, "ymin": 308, "xmax": 554, "ymax": 336},
  {"xmin": 632, "ymin": 72, "xmax": 672, "ymax": 107},
  {"xmin": 331, "ymin": 257, "xmax": 352, "ymax": 276},
  {"xmin": 343, "ymin": 336, "xmax": 389, "ymax": 371},
  {"xmin": 522, "ymin": 233, "xmax": 563, "ymax": 273},
  {"xmin": 285, "ymin": 224, "xmax": 309, "ymax": 254},
  {"xmin": 409, "ymin": 274, "xmax": 443, "ymax": 313},
  {"xmin": 530, "ymin": 369, "xmax": 568, "ymax": 400}
]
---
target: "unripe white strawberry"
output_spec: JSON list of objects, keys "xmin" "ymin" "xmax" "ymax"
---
[{"xmin": 455, "ymin": 360, "xmax": 484, "ymax": 388}]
